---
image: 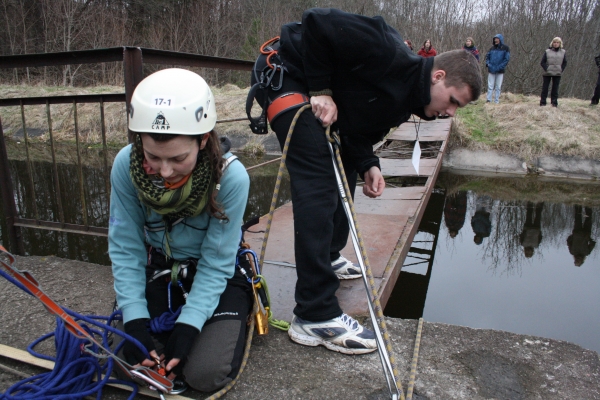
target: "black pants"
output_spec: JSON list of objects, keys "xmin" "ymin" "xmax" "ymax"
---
[
  {"xmin": 115, "ymin": 255, "xmax": 253, "ymax": 392},
  {"xmin": 540, "ymin": 75, "xmax": 561, "ymax": 105},
  {"xmin": 592, "ymin": 72, "xmax": 600, "ymax": 105},
  {"xmin": 262, "ymin": 74, "xmax": 357, "ymax": 321}
]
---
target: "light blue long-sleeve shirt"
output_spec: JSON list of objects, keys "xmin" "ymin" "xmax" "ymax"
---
[{"xmin": 108, "ymin": 144, "xmax": 249, "ymax": 331}]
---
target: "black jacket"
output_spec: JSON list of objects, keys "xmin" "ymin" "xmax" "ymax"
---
[{"xmin": 278, "ymin": 8, "xmax": 433, "ymax": 174}]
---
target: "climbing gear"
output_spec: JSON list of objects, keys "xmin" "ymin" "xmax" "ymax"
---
[
  {"xmin": 331, "ymin": 255, "xmax": 362, "ymax": 280},
  {"xmin": 0, "ymin": 245, "xmax": 174, "ymax": 397},
  {"xmin": 247, "ymin": 37, "xmax": 310, "ymax": 134},
  {"xmin": 288, "ymin": 314, "xmax": 377, "ymax": 354},
  {"xmin": 267, "ymin": 92, "xmax": 310, "ymax": 123},
  {"xmin": 237, "ymin": 219, "xmax": 290, "ymax": 334},
  {"xmin": 257, "ymin": 105, "xmax": 404, "ymax": 400},
  {"xmin": 129, "ymin": 68, "xmax": 217, "ymax": 135}
]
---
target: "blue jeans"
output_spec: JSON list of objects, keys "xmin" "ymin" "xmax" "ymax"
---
[{"xmin": 487, "ymin": 73, "xmax": 504, "ymax": 103}]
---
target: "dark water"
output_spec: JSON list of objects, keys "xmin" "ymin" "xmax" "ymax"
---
[
  {"xmin": 385, "ymin": 173, "xmax": 600, "ymax": 353},
  {"xmin": 1, "ymin": 158, "xmax": 599, "ymax": 353}
]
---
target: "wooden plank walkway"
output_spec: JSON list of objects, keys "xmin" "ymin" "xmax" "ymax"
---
[{"xmin": 244, "ymin": 119, "xmax": 451, "ymax": 321}]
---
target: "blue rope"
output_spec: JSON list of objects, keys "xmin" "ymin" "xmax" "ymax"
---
[
  {"xmin": 148, "ymin": 306, "xmax": 182, "ymax": 334},
  {"xmin": 0, "ymin": 317, "xmax": 138, "ymax": 400},
  {"xmin": 0, "ymin": 268, "xmax": 154, "ymax": 400}
]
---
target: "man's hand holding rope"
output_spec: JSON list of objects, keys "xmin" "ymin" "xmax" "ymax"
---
[{"xmin": 311, "ymin": 95, "xmax": 337, "ymax": 126}]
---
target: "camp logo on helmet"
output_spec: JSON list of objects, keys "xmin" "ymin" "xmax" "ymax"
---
[{"xmin": 152, "ymin": 112, "xmax": 170, "ymax": 130}]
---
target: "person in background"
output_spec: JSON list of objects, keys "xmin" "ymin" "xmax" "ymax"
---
[
  {"xmin": 591, "ymin": 53, "xmax": 600, "ymax": 105},
  {"xmin": 485, "ymin": 34, "xmax": 510, "ymax": 103},
  {"xmin": 404, "ymin": 39, "xmax": 414, "ymax": 52},
  {"xmin": 109, "ymin": 68, "xmax": 252, "ymax": 392},
  {"xmin": 540, "ymin": 37, "xmax": 567, "ymax": 107},
  {"xmin": 418, "ymin": 39, "xmax": 437, "ymax": 58},
  {"xmin": 463, "ymin": 37, "xmax": 479, "ymax": 62}
]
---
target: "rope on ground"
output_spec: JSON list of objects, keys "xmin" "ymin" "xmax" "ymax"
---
[{"xmin": 406, "ymin": 318, "xmax": 424, "ymax": 400}]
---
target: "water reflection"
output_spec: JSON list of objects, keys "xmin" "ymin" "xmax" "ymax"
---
[
  {"xmin": 386, "ymin": 174, "xmax": 600, "ymax": 353},
  {"xmin": 0, "ymin": 155, "xmax": 291, "ymax": 265}
]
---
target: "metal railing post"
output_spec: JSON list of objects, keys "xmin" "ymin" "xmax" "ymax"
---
[
  {"xmin": 123, "ymin": 47, "xmax": 143, "ymax": 144},
  {"xmin": 0, "ymin": 117, "xmax": 25, "ymax": 254}
]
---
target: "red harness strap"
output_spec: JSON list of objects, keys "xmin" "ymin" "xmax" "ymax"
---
[{"xmin": 267, "ymin": 92, "xmax": 310, "ymax": 123}]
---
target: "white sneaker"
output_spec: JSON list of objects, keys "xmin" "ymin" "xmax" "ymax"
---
[
  {"xmin": 331, "ymin": 255, "xmax": 362, "ymax": 279},
  {"xmin": 288, "ymin": 313, "xmax": 377, "ymax": 354}
]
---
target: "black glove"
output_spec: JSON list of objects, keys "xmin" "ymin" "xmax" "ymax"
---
[
  {"xmin": 164, "ymin": 323, "xmax": 199, "ymax": 376},
  {"xmin": 123, "ymin": 318, "xmax": 156, "ymax": 365}
]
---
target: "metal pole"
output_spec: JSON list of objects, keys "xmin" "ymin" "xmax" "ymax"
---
[
  {"xmin": 123, "ymin": 47, "xmax": 143, "ymax": 144},
  {"xmin": 0, "ymin": 117, "xmax": 24, "ymax": 254}
]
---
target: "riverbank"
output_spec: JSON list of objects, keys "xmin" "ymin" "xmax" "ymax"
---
[{"xmin": 0, "ymin": 255, "xmax": 598, "ymax": 399}]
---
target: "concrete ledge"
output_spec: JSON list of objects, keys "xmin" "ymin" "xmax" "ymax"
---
[{"xmin": 444, "ymin": 148, "xmax": 600, "ymax": 180}]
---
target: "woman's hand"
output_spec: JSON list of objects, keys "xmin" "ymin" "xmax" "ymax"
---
[
  {"xmin": 310, "ymin": 95, "xmax": 338, "ymax": 126},
  {"xmin": 164, "ymin": 323, "xmax": 199, "ymax": 378}
]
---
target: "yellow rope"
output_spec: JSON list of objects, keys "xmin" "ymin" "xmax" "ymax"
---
[{"xmin": 406, "ymin": 318, "xmax": 424, "ymax": 400}]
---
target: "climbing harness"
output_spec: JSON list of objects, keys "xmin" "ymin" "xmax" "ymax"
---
[
  {"xmin": 246, "ymin": 37, "xmax": 310, "ymax": 135},
  {"xmin": 0, "ymin": 245, "xmax": 174, "ymax": 398},
  {"xmin": 257, "ymin": 104, "xmax": 404, "ymax": 400}
]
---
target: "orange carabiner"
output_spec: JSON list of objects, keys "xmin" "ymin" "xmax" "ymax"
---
[{"xmin": 260, "ymin": 36, "xmax": 280, "ymax": 70}]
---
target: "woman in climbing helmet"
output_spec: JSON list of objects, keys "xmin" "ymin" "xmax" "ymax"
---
[{"xmin": 109, "ymin": 68, "xmax": 251, "ymax": 392}]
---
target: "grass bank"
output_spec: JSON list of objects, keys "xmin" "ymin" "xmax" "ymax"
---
[{"xmin": 451, "ymin": 93, "xmax": 600, "ymax": 162}]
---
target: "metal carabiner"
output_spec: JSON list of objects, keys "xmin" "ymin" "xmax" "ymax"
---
[{"xmin": 270, "ymin": 65, "xmax": 284, "ymax": 91}]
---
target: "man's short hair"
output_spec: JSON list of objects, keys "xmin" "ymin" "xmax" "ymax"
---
[{"xmin": 433, "ymin": 49, "xmax": 482, "ymax": 101}]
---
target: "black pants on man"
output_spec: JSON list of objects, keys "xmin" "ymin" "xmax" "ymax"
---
[
  {"xmin": 540, "ymin": 75, "xmax": 561, "ymax": 106},
  {"xmin": 265, "ymin": 75, "xmax": 357, "ymax": 322}
]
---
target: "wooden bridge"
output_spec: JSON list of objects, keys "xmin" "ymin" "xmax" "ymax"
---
[{"xmin": 245, "ymin": 118, "xmax": 452, "ymax": 320}]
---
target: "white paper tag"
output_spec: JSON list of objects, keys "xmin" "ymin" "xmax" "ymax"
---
[
  {"xmin": 151, "ymin": 96, "xmax": 175, "ymax": 108},
  {"xmin": 412, "ymin": 141, "xmax": 421, "ymax": 175}
]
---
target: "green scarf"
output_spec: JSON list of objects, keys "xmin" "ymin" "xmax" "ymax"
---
[{"xmin": 130, "ymin": 136, "xmax": 214, "ymax": 220}]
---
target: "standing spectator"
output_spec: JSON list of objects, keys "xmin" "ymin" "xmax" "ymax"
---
[
  {"xmin": 463, "ymin": 37, "xmax": 480, "ymax": 62},
  {"xmin": 485, "ymin": 34, "xmax": 510, "ymax": 103},
  {"xmin": 404, "ymin": 39, "xmax": 414, "ymax": 52},
  {"xmin": 418, "ymin": 39, "xmax": 437, "ymax": 58},
  {"xmin": 540, "ymin": 37, "xmax": 567, "ymax": 107},
  {"xmin": 591, "ymin": 53, "xmax": 600, "ymax": 105}
]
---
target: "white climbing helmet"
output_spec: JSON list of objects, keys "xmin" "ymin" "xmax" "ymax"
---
[{"xmin": 128, "ymin": 68, "xmax": 217, "ymax": 135}]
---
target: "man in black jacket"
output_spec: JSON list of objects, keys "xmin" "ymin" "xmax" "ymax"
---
[{"xmin": 250, "ymin": 8, "xmax": 481, "ymax": 355}]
